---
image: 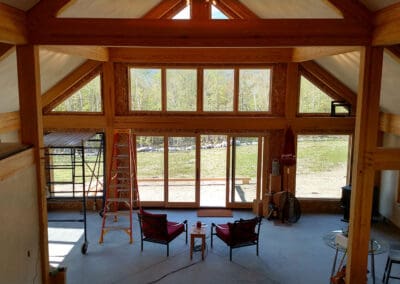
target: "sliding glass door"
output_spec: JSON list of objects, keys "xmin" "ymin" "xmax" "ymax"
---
[
  {"xmin": 200, "ymin": 135, "xmax": 227, "ymax": 207},
  {"xmin": 228, "ymin": 136, "xmax": 262, "ymax": 206},
  {"xmin": 167, "ymin": 136, "xmax": 196, "ymax": 204},
  {"xmin": 135, "ymin": 133, "xmax": 266, "ymax": 208}
]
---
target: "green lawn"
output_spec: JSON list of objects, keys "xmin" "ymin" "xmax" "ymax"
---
[
  {"xmin": 296, "ymin": 136, "xmax": 349, "ymax": 173},
  {"xmin": 49, "ymin": 137, "xmax": 349, "ymax": 185}
]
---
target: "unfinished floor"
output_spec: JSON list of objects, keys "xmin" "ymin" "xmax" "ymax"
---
[{"xmin": 48, "ymin": 210, "xmax": 400, "ymax": 284}]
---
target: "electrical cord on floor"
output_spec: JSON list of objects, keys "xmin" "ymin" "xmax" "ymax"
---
[
  {"xmin": 146, "ymin": 260, "xmax": 201, "ymax": 284},
  {"xmin": 146, "ymin": 238, "xmax": 210, "ymax": 284}
]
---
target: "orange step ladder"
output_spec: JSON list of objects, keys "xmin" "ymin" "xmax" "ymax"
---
[{"xmin": 99, "ymin": 129, "xmax": 140, "ymax": 244}]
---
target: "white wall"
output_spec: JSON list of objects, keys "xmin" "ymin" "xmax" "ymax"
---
[
  {"xmin": 0, "ymin": 50, "xmax": 19, "ymax": 113},
  {"xmin": 0, "ymin": 153, "xmax": 42, "ymax": 284},
  {"xmin": 379, "ymin": 133, "xmax": 400, "ymax": 227}
]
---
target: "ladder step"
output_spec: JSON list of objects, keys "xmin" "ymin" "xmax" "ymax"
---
[
  {"xmin": 102, "ymin": 226, "xmax": 131, "ymax": 231},
  {"xmin": 109, "ymin": 184, "xmax": 131, "ymax": 189},
  {"xmin": 106, "ymin": 197, "xmax": 131, "ymax": 203},
  {"xmin": 100, "ymin": 129, "xmax": 139, "ymax": 244},
  {"xmin": 116, "ymin": 143, "xmax": 128, "ymax": 147},
  {"xmin": 104, "ymin": 211, "xmax": 131, "ymax": 216},
  {"xmin": 111, "ymin": 170, "xmax": 130, "ymax": 174},
  {"xmin": 114, "ymin": 154, "xmax": 129, "ymax": 158}
]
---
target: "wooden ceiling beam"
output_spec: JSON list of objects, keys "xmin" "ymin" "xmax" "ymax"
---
[
  {"xmin": 191, "ymin": 0, "xmax": 211, "ymax": 20},
  {"xmin": 112, "ymin": 115, "xmax": 354, "ymax": 132},
  {"xmin": 324, "ymin": 0, "xmax": 371, "ymax": 24},
  {"xmin": 214, "ymin": 0, "xmax": 258, "ymax": 19},
  {"xmin": 372, "ymin": 2, "xmax": 400, "ymax": 46},
  {"xmin": 41, "ymin": 45, "xmax": 109, "ymax": 61},
  {"xmin": 372, "ymin": 148, "xmax": 400, "ymax": 170},
  {"xmin": 43, "ymin": 114, "xmax": 107, "ymax": 130},
  {"xmin": 300, "ymin": 60, "xmax": 357, "ymax": 108},
  {"xmin": 292, "ymin": 46, "xmax": 360, "ymax": 62},
  {"xmin": 0, "ymin": 3, "xmax": 27, "ymax": 44},
  {"xmin": 143, "ymin": 0, "xmax": 187, "ymax": 19},
  {"xmin": 27, "ymin": 19, "xmax": 371, "ymax": 47},
  {"xmin": 41, "ymin": 60, "xmax": 102, "ymax": 112},
  {"xmin": 109, "ymin": 47, "xmax": 293, "ymax": 63}
]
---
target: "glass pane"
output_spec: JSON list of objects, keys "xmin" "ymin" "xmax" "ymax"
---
[
  {"xmin": 172, "ymin": 5, "xmax": 190, "ymax": 19},
  {"xmin": 203, "ymin": 69, "xmax": 234, "ymax": 111},
  {"xmin": 230, "ymin": 137, "xmax": 258, "ymax": 203},
  {"xmin": 239, "ymin": 69, "xmax": 270, "ymax": 112},
  {"xmin": 200, "ymin": 135, "xmax": 227, "ymax": 207},
  {"xmin": 53, "ymin": 75, "xmax": 102, "ymax": 112},
  {"xmin": 296, "ymin": 135, "xmax": 349, "ymax": 198},
  {"xmin": 167, "ymin": 69, "xmax": 197, "ymax": 111},
  {"xmin": 211, "ymin": 5, "xmax": 229, "ymax": 19},
  {"xmin": 299, "ymin": 76, "xmax": 333, "ymax": 113},
  {"xmin": 168, "ymin": 137, "xmax": 196, "ymax": 202},
  {"xmin": 130, "ymin": 68, "xmax": 161, "ymax": 111},
  {"xmin": 136, "ymin": 136, "xmax": 164, "ymax": 202}
]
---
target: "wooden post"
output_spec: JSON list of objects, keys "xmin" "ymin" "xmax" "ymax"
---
[
  {"xmin": 346, "ymin": 46, "xmax": 383, "ymax": 283},
  {"xmin": 285, "ymin": 63, "xmax": 299, "ymax": 120},
  {"xmin": 16, "ymin": 45, "xmax": 49, "ymax": 284},
  {"xmin": 102, "ymin": 62, "xmax": 115, "ymax": 195}
]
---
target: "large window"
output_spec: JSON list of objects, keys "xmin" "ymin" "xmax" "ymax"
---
[
  {"xmin": 167, "ymin": 69, "xmax": 197, "ymax": 111},
  {"xmin": 130, "ymin": 68, "xmax": 161, "ymax": 111},
  {"xmin": 239, "ymin": 69, "xmax": 271, "ymax": 112},
  {"xmin": 299, "ymin": 76, "xmax": 333, "ymax": 114},
  {"xmin": 129, "ymin": 66, "xmax": 272, "ymax": 113},
  {"xmin": 296, "ymin": 135, "xmax": 350, "ymax": 199},
  {"xmin": 53, "ymin": 75, "xmax": 102, "ymax": 112},
  {"xmin": 203, "ymin": 69, "xmax": 234, "ymax": 111}
]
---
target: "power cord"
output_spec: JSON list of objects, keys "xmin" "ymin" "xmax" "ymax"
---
[{"xmin": 146, "ymin": 260, "xmax": 201, "ymax": 284}]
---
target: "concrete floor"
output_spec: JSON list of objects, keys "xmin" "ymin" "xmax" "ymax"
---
[{"xmin": 48, "ymin": 210, "xmax": 400, "ymax": 284}]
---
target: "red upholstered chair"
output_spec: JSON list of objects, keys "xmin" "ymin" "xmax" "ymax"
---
[
  {"xmin": 211, "ymin": 216, "xmax": 262, "ymax": 261},
  {"xmin": 137, "ymin": 210, "xmax": 187, "ymax": 256}
]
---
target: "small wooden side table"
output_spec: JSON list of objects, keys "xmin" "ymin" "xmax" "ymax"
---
[{"xmin": 190, "ymin": 226, "xmax": 206, "ymax": 260}]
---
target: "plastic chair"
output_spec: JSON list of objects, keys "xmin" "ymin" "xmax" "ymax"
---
[
  {"xmin": 211, "ymin": 216, "xmax": 262, "ymax": 261},
  {"xmin": 137, "ymin": 210, "xmax": 187, "ymax": 256},
  {"xmin": 383, "ymin": 243, "xmax": 400, "ymax": 283}
]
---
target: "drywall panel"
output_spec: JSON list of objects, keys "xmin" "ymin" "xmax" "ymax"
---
[
  {"xmin": 239, "ymin": 0, "xmax": 342, "ymax": 18},
  {"xmin": 59, "ymin": 0, "xmax": 161, "ymax": 18},
  {"xmin": 315, "ymin": 51, "xmax": 360, "ymax": 93},
  {"xmin": 0, "ymin": 50, "xmax": 19, "ymax": 112},
  {"xmin": 380, "ymin": 51, "xmax": 400, "ymax": 115},
  {"xmin": 40, "ymin": 49, "xmax": 86, "ymax": 94},
  {"xmin": 379, "ymin": 133, "xmax": 400, "ymax": 227},
  {"xmin": 0, "ymin": 153, "xmax": 41, "ymax": 283}
]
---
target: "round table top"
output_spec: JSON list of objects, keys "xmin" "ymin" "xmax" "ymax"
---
[{"xmin": 323, "ymin": 230, "xmax": 388, "ymax": 255}]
